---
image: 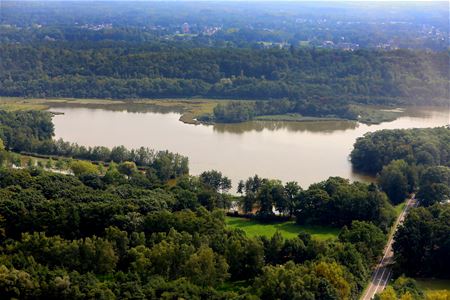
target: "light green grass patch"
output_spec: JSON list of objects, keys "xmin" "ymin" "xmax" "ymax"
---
[
  {"xmin": 415, "ymin": 278, "xmax": 450, "ymax": 292},
  {"xmin": 225, "ymin": 216, "xmax": 340, "ymax": 240},
  {"xmin": 394, "ymin": 202, "xmax": 406, "ymax": 216}
]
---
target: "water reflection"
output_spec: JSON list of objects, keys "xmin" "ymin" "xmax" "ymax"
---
[
  {"xmin": 49, "ymin": 104, "xmax": 449, "ymax": 189},
  {"xmin": 213, "ymin": 119, "xmax": 358, "ymax": 134}
]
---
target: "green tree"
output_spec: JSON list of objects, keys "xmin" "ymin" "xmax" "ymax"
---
[
  {"xmin": 70, "ymin": 160, "xmax": 99, "ymax": 176},
  {"xmin": 182, "ymin": 245, "xmax": 229, "ymax": 287},
  {"xmin": 224, "ymin": 231, "xmax": 264, "ymax": 280},
  {"xmin": 417, "ymin": 166, "xmax": 450, "ymax": 206},
  {"xmin": 393, "ymin": 204, "xmax": 450, "ymax": 278},
  {"xmin": 284, "ymin": 181, "xmax": 301, "ymax": 217},
  {"xmin": 237, "ymin": 180, "xmax": 245, "ymax": 194},
  {"xmin": 55, "ymin": 158, "xmax": 65, "ymax": 170},
  {"xmin": 377, "ymin": 286, "xmax": 398, "ymax": 300},
  {"xmin": 199, "ymin": 170, "xmax": 232, "ymax": 193},
  {"xmin": 392, "ymin": 277, "xmax": 423, "ymax": 300},
  {"xmin": 0, "ymin": 266, "xmax": 37, "ymax": 299},
  {"xmin": 45, "ymin": 158, "xmax": 53, "ymax": 169},
  {"xmin": 339, "ymin": 220, "xmax": 386, "ymax": 264},
  {"xmin": 118, "ymin": 161, "xmax": 138, "ymax": 177},
  {"xmin": 378, "ymin": 160, "xmax": 411, "ymax": 204},
  {"xmin": 264, "ymin": 231, "xmax": 284, "ymax": 265}
]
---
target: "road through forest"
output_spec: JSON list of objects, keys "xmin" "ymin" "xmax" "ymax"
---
[{"xmin": 361, "ymin": 195, "xmax": 417, "ymax": 300}]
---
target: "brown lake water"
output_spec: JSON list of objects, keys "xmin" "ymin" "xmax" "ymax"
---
[{"xmin": 50, "ymin": 105, "xmax": 449, "ymax": 189}]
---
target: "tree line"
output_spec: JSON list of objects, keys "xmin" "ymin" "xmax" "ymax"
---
[
  {"xmin": 210, "ymin": 98, "xmax": 358, "ymax": 123},
  {"xmin": 351, "ymin": 127, "xmax": 449, "ymax": 174},
  {"xmin": 1, "ymin": 43, "xmax": 448, "ymax": 105},
  {"xmin": 0, "ymin": 110, "xmax": 188, "ymax": 182},
  {"xmin": 393, "ymin": 204, "xmax": 450, "ymax": 280},
  {"xmin": 235, "ymin": 175, "xmax": 397, "ymax": 233}
]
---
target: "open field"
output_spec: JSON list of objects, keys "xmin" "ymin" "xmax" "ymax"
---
[
  {"xmin": 0, "ymin": 97, "xmax": 50, "ymax": 111},
  {"xmin": 0, "ymin": 97, "xmax": 124, "ymax": 112},
  {"xmin": 225, "ymin": 216, "xmax": 340, "ymax": 240},
  {"xmin": 416, "ymin": 279, "xmax": 450, "ymax": 292}
]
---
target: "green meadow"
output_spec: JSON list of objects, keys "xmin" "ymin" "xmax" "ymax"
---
[{"xmin": 225, "ymin": 216, "xmax": 340, "ymax": 240}]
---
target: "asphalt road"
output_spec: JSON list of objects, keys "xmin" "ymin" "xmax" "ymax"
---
[{"xmin": 361, "ymin": 195, "xmax": 417, "ymax": 300}]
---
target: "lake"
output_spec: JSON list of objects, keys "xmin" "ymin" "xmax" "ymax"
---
[{"xmin": 50, "ymin": 105, "xmax": 449, "ymax": 189}]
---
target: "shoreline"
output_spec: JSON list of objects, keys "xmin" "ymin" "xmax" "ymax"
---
[{"xmin": 0, "ymin": 96, "xmax": 441, "ymax": 126}]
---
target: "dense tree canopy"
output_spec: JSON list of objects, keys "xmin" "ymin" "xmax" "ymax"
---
[
  {"xmin": 378, "ymin": 160, "xmax": 417, "ymax": 205},
  {"xmin": 351, "ymin": 127, "xmax": 449, "ymax": 206},
  {"xmin": 393, "ymin": 204, "xmax": 450, "ymax": 279},
  {"xmin": 0, "ymin": 108, "xmax": 397, "ymax": 298},
  {"xmin": 1, "ymin": 44, "xmax": 448, "ymax": 105},
  {"xmin": 295, "ymin": 178, "xmax": 396, "ymax": 231},
  {"xmin": 211, "ymin": 98, "xmax": 359, "ymax": 123},
  {"xmin": 416, "ymin": 166, "xmax": 450, "ymax": 207},
  {"xmin": 351, "ymin": 127, "xmax": 450, "ymax": 174},
  {"xmin": 0, "ymin": 166, "xmax": 392, "ymax": 299},
  {"xmin": 236, "ymin": 175, "xmax": 396, "ymax": 232}
]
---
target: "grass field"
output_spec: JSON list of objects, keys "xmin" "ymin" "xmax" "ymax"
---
[
  {"xmin": 0, "ymin": 97, "xmax": 50, "ymax": 111},
  {"xmin": 0, "ymin": 97, "xmax": 124, "ymax": 112},
  {"xmin": 394, "ymin": 202, "xmax": 406, "ymax": 216},
  {"xmin": 415, "ymin": 279, "xmax": 450, "ymax": 292},
  {"xmin": 225, "ymin": 216, "xmax": 340, "ymax": 240}
]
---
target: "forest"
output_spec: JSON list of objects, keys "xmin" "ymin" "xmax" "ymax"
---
[
  {"xmin": 1, "ymin": 1, "xmax": 449, "ymax": 298},
  {"xmin": 393, "ymin": 204, "xmax": 449, "ymax": 279},
  {"xmin": 0, "ymin": 165, "xmax": 406, "ymax": 299},
  {"xmin": 351, "ymin": 127, "xmax": 450, "ymax": 204},
  {"xmin": 351, "ymin": 127, "xmax": 450, "ymax": 173},
  {"xmin": 0, "ymin": 43, "xmax": 448, "ymax": 107},
  {"xmin": 0, "ymin": 110, "xmax": 448, "ymax": 298},
  {"xmin": 350, "ymin": 126, "xmax": 450, "ymax": 290},
  {"xmin": 0, "ymin": 109, "xmax": 390, "ymax": 299}
]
